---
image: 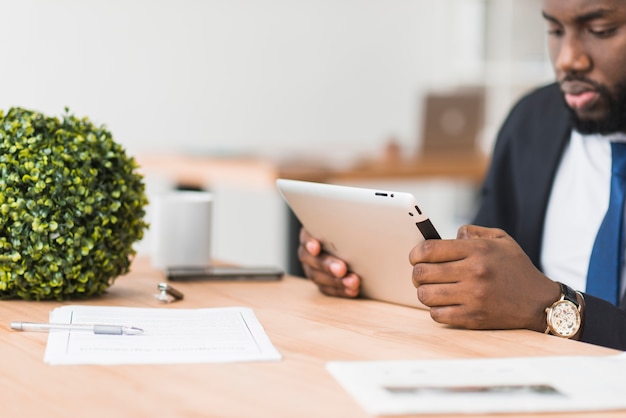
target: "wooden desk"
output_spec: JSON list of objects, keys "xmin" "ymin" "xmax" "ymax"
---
[{"xmin": 3, "ymin": 259, "xmax": 620, "ymax": 418}]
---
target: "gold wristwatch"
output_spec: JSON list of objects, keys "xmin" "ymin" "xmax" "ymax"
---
[{"xmin": 545, "ymin": 282, "xmax": 582, "ymax": 338}]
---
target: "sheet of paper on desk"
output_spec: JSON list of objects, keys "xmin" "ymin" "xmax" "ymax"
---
[
  {"xmin": 44, "ymin": 305, "xmax": 281, "ymax": 365},
  {"xmin": 327, "ymin": 353, "xmax": 626, "ymax": 415}
]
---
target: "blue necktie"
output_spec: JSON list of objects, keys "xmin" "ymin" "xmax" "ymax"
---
[{"xmin": 586, "ymin": 141, "xmax": 626, "ymax": 306}]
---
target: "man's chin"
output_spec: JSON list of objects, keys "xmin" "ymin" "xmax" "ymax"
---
[
  {"xmin": 572, "ymin": 121, "xmax": 625, "ymax": 135},
  {"xmin": 569, "ymin": 108, "xmax": 626, "ymax": 135}
]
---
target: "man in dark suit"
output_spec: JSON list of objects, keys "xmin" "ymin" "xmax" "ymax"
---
[{"xmin": 297, "ymin": 0, "xmax": 626, "ymax": 350}]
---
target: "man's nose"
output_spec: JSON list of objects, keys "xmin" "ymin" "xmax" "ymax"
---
[{"xmin": 554, "ymin": 33, "xmax": 592, "ymax": 74}]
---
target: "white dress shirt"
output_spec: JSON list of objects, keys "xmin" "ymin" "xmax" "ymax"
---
[{"xmin": 541, "ymin": 130, "xmax": 626, "ymax": 298}]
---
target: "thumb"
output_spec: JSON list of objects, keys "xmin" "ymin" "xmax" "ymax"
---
[{"xmin": 457, "ymin": 224, "xmax": 509, "ymax": 240}]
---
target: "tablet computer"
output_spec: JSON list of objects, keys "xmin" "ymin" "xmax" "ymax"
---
[{"xmin": 276, "ymin": 178, "xmax": 440, "ymax": 309}]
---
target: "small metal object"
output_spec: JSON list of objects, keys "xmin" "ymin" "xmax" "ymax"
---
[{"xmin": 154, "ymin": 282, "xmax": 184, "ymax": 303}]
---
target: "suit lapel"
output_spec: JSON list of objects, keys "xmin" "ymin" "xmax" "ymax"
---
[{"xmin": 516, "ymin": 95, "xmax": 571, "ymax": 269}]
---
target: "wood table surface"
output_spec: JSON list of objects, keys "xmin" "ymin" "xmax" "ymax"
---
[{"xmin": 0, "ymin": 257, "xmax": 621, "ymax": 418}]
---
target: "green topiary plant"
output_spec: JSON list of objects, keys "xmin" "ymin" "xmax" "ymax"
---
[{"xmin": 0, "ymin": 107, "xmax": 149, "ymax": 300}]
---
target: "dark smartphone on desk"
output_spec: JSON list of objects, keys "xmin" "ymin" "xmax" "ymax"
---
[{"xmin": 166, "ymin": 265, "xmax": 284, "ymax": 281}]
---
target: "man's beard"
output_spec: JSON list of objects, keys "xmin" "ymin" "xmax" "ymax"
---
[{"xmin": 567, "ymin": 80, "xmax": 626, "ymax": 135}]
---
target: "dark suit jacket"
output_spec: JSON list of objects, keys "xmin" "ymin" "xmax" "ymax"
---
[{"xmin": 473, "ymin": 83, "xmax": 626, "ymax": 350}]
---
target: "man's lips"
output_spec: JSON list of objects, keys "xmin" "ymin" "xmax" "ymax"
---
[
  {"xmin": 565, "ymin": 91, "xmax": 600, "ymax": 110},
  {"xmin": 560, "ymin": 81, "xmax": 600, "ymax": 110}
]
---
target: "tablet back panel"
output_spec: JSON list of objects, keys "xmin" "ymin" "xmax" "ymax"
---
[{"xmin": 277, "ymin": 179, "xmax": 439, "ymax": 309}]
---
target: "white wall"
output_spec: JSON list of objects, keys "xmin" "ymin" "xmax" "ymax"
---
[
  {"xmin": 0, "ymin": 0, "xmax": 489, "ymax": 161},
  {"xmin": 1, "ymin": 1, "xmax": 555, "ymax": 270}
]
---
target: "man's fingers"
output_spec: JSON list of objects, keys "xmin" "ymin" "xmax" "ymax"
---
[
  {"xmin": 298, "ymin": 227, "xmax": 360, "ymax": 298},
  {"xmin": 316, "ymin": 273, "xmax": 360, "ymax": 298},
  {"xmin": 409, "ymin": 238, "xmax": 471, "ymax": 265},
  {"xmin": 410, "ymin": 226, "xmax": 511, "ymax": 267},
  {"xmin": 303, "ymin": 263, "xmax": 359, "ymax": 298},
  {"xmin": 298, "ymin": 244, "xmax": 348, "ymax": 277},
  {"xmin": 299, "ymin": 228, "xmax": 321, "ymax": 256}
]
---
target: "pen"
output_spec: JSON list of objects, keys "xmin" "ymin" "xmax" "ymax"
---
[{"xmin": 10, "ymin": 321, "xmax": 144, "ymax": 335}]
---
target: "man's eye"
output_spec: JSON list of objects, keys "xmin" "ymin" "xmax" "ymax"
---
[
  {"xmin": 547, "ymin": 28, "xmax": 564, "ymax": 37},
  {"xmin": 589, "ymin": 27, "xmax": 617, "ymax": 37},
  {"xmin": 545, "ymin": 23, "xmax": 564, "ymax": 37}
]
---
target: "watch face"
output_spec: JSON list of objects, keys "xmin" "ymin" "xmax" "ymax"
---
[{"xmin": 547, "ymin": 300, "xmax": 581, "ymax": 338}]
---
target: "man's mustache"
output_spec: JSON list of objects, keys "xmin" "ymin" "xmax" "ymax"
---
[{"xmin": 560, "ymin": 75, "xmax": 605, "ymax": 91}]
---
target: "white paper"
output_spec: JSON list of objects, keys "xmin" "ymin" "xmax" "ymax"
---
[
  {"xmin": 44, "ymin": 305, "xmax": 281, "ymax": 365},
  {"xmin": 327, "ymin": 353, "xmax": 626, "ymax": 415}
]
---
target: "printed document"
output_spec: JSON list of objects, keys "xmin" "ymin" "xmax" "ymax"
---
[
  {"xmin": 44, "ymin": 305, "xmax": 281, "ymax": 365},
  {"xmin": 327, "ymin": 353, "xmax": 626, "ymax": 415}
]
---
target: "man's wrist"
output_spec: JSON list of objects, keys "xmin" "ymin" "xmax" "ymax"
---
[{"xmin": 534, "ymin": 280, "xmax": 562, "ymax": 333}]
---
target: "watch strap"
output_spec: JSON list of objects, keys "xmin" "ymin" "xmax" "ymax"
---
[{"xmin": 559, "ymin": 282, "xmax": 580, "ymax": 308}]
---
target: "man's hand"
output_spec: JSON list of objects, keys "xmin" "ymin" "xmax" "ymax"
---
[
  {"xmin": 298, "ymin": 228, "xmax": 360, "ymax": 298},
  {"xmin": 410, "ymin": 225, "xmax": 561, "ymax": 332}
]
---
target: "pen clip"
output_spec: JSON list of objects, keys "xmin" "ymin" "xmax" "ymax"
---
[{"xmin": 154, "ymin": 282, "xmax": 184, "ymax": 303}]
